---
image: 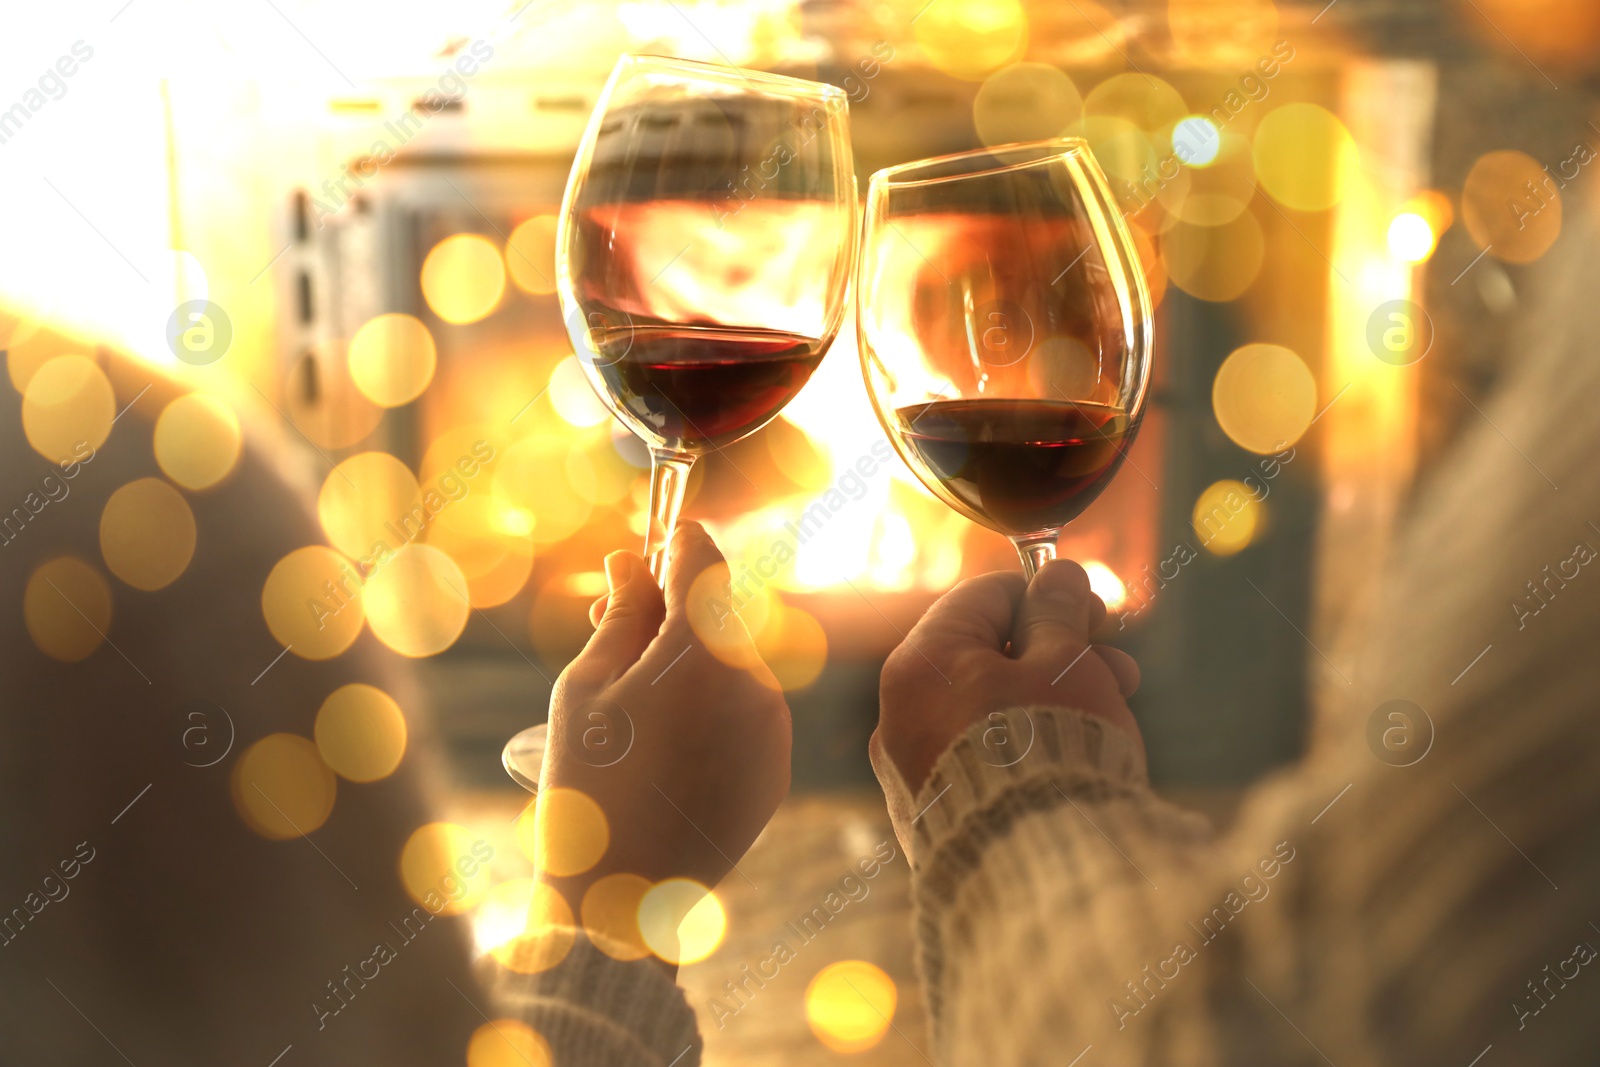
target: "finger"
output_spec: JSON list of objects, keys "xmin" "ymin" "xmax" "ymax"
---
[
  {"xmin": 1092, "ymin": 645, "xmax": 1141, "ymax": 697},
  {"xmin": 1011, "ymin": 559, "xmax": 1094, "ymax": 660},
  {"xmin": 588, "ymin": 594, "xmax": 608, "ymax": 629},
  {"xmin": 663, "ymin": 521, "xmax": 727, "ymax": 624},
  {"xmin": 908, "ymin": 571, "xmax": 1027, "ymax": 654},
  {"xmin": 576, "ymin": 550, "xmax": 664, "ymax": 670},
  {"xmin": 1087, "ymin": 591, "xmax": 1107, "ymax": 635}
]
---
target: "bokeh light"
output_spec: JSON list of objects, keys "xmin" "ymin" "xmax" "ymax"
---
[
  {"xmin": 24, "ymin": 556, "xmax": 112, "ymax": 662},
  {"xmin": 638, "ymin": 879, "xmax": 726, "ymax": 965},
  {"xmin": 973, "ymin": 63, "xmax": 1082, "ymax": 147},
  {"xmin": 1462, "ymin": 150, "xmax": 1561, "ymax": 264},
  {"xmin": 1387, "ymin": 211, "xmax": 1436, "ymax": 263},
  {"xmin": 913, "ymin": 0, "xmax": 1027, "ymax": 81},
  {"xmin": 400, "ymin": 821, "xmax": 493, "ymax": 915},
  {"xmin": 314, "ymin": 683, "xmax": 408, "ymax": 783},
  {"xmin": 548, "ymin": 356, "xmax": 611, "ymax": 427},
  {"xmin": 1253, "ymin": 103, "xmax": 1359, "ymax": 213},
  {"xmin": 494, "ymin": 435, "xmax": 595, "ymax": 546},
  {"xmin": 1083, "ymin": 560, "xmax": 1127, "ymax": 610},
  {"xmin": 506, "ymin": 216, "xmax": 559, "ymax": 296},
  {"xmin": 21, "ymin": 354, "xmax": 113, "ymax": 464},
  {"xmin": 466, "ymin": 1020, "xmax": 552, "ymax": 1067},
  {"xmin": 1212, "ymin": 343, "xmax": 1316, "ymax": 454},
  {"xmin": 488, "ymin": 880, "xmax": 576, "ymax": 974},
  {"xmin": 804, "ymin": 960, "xmax": 897, "ymax": 1054},
  {"xmin": 1172, "ymin": 116, "xmax": 1222, "ymax": 166},
  {"xmin": 581, "ymin": 873, "xmax": 654, "ymax": 961},
  {"xmin": 752, "ymin": 603, "xmax": 828, "ymax": 692},
  {"xmin": 529, "ymin": 787, "xmax": 609, "ymax": 878},
  {"xmin": 153, "ymin": 393, "xmax": 242, "ymax": 490},
  {"xmin": 348, "ymin": 313, "xmax": 438, "ymax": 408},
  {"xmin": 99, "ymin": 478, "xmax": 197, "ymax": 591},
  {"xmin": 261, "ymin": 546, "xmax": 365, "ymax": 660},
  {"xmin": 1084, "ymin": 73, "xmax": 1187, "ymax": 141},
  {"xmin": 1162, "ymin": 212, "xmax": 1265, "ymax": 302},
  {"xmin": 421, "ymin": 233, "xmax": 507, "ymax": 325},
  {"xmin": 231, "ymin": 733, "xmax": 337, "ymax": 840},
  {"xmin": 361, "ymin": 543, "xmax": 471, "ymax": 658},
  {"xmin": 1192, "ymin": 479, "xmax": 1263, "ymax": 556},
  {"xmin": 317, "ymin": 451, "xmax": 422, "ymax": 559}
]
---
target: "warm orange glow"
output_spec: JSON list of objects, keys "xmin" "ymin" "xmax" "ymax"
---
[
  {"xmin": 261, "ymin": 546, "xmax": 365, "ymax": 660},
  {"xmin": 1254, "ymin": 103, "xmax": 1360, "ymax": 213},
  {"xmin": 638, "ymin": 879, "xmax": 726, "ymax": 965},
  {"xmin": 231, "ymin": 734, "xmax": 337, "ymax": 840},
  {"xmin": 314, "ymin": 683, "xmax": 408, "ymax": 783},
  {"xmin": 528, "ymin": 787, "xmax": 609, "ymax": 878},
  {"xmin": 1192, "ymin": 479, "xmax": 1263, "ymax": 556},
  {"xmin": 805, "ymin": 960, "xmax": 897, "ymax": 1054},
  {"xmin": 99, "ymin": 478, "xmax": 197, "ymax": 591},
  {"xmin": 400, "ymin": 822, "xmax": 493, "ymax": 916},
  {"xmin": 914, "ymin": 0, "xmax": 1028, "ymax": 81},
  {"xmin": 1083, "ymin": 561, "xmax": 1127, "ymax": 610},
  {"xmin": 348, "ymin": 314, "xmax": 438, "ymax": 408},
  {"xmin": 581, "ymin": 873, "xmax": 654, "ymax": 961},
  {"xmin": 1462, "ymin": 150, "xmax": 1561, "ymax": 264},
  {"xmin": 421, "ymin": 233, "xmax": 507, "ymax": 325},
  {"xmin": 506, "ymin": 216, "xmax": 559, "ymax": 297},
  {"xmin": 24, "ymin": 557, "xmax": 112, "ymax": 662},
  {"xmin": 362, "ymin": 544, "xmax": 471, "ymax": 658},
  {"xmin": 1387, "ymin": 212, "xmax": 1436, "ymax": 263},
  {"xmin": 22, "ymin": 355, "xmax": 113, "ymax": 464},
  {"xmin": 1212, "ymin": 344, "xmax": 1317, "ymax": 454},
  {"xmin": 973, "ymin": 63, "xmax": 1082, "ymax": 147},
  {"xmin": 466, "ymin": 1019, "xmax": 552, "ymax": 1067},
  {"xmin": 154, "ymin": 393, "xmax": 242, "ymax": 490}
]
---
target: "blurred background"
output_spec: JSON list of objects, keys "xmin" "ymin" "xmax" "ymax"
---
[{"xmin": 3, "ymin": 0, "xmax": 1595, "ymax": 1061}]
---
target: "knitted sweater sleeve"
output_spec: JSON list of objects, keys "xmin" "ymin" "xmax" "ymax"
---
[{"xmin": 891, "ymin": 704, "xmax": 1600, "ymax": 1067}]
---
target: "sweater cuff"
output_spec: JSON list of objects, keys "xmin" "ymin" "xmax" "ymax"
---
[
  {"xmin": 905, "ymin": 706, "xmax": 1150, "ymax": 870},
  {"xmin": 492, "ymin": 930, "xmax": 701, "ymax": 1066}
]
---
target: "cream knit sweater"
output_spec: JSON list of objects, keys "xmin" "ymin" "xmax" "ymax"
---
[{"xmin": 498, "ymin": 216, "xmax": 1600, "ymax": 1064}]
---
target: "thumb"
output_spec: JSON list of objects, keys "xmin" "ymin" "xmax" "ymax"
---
[
  {"xmin": 1010, "ymin": 559, "xmax": 1095, "ymax": 661},
  {"xmin": 580, "ymin": 550, "xmax": 666, "ymax": 670}
]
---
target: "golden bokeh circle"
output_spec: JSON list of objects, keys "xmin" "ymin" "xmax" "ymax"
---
[
  {"xmin": 99, "ymin": 478, "xmax": 197, "ymax": 591},
  {"xmin": 686, "ymin": 562, "xmax": 768, "ymax": 673},
  {"xmin": 154, "ymin": 393, "xmax": 242, "ymax": 491},
  {"xmin": 317, "ymin": 451, "xmax": 422, "ymax": 559},
  {"xmin": 1253, "ymin": 103, "xmax": 1358, "ymax": 213},
  {"xmin": 753, "ymin": 604, "xmax": 828, "ymax": 692},
  {"xmin": 422, "ymin": 233, "xmax": 507, "ymax": 325},
  {"xmin": 913, "ymin": 0, "xmax": 1027, "ymax": 81},
  {"xmin": 400, "ymin": 821, "xmax": 493, "ymax": 916},
  {"xmin": 581, "ymin": 873, "xmax": 654, "ymax": 961},
  {"xmin": 1462, "ymin": 150, "xmax": 1561, "ymax": 264},
  {"xmin": 1161, "ymin": 212, "xmax": 1265, "ymax": 302},
  {"xmin": 348, "ymin": 313, "xmax": 438, "ymax": 408},
  {"xmin": 805, "ymin": 960, "xmax": 898, "ymax": 1054},
  {"xmin": 973, "ymin": 63, "xmax": 1082, "ymax": 148},
  {"xmin": 1387, "ymin": 212, "xmax": 1436, "ymax": 263},
  {"xmin": 1192, "ymin": 478, "xmax": 1263, "ymax": 556},
  {"xmin": 22, "ymin": 355, "xmax": 114, "ymax": 464},
  {"xmin": 466, "ymin": 1020, "xmax": 552, "ymax": 1067},
  {"xmin": 531, "ymin": 786, "xmax": 610, "ymax": 878},
  {"xmin": 506, "ymin": 216, "xmax": 559, "ymax": 297},
  {"xmin": 261, "ymin": 546, "xmax": 365, "ymax": 660},
  {"xmin": 490, "ymin": 880, "xmax": 576, "ymax": 974},
  {"xmin": 638, "ymin": 879, "xmax": 726, "ymax": 965},
  {"xmin": 361, "ymin": 543, "xmax": 471, "ymax": 657},
  {"xmin": 1084, "ymin": 72, "xmax": 1187, "ymax": 138},
  {"xmin": 493, "ymin": 436, "xmax": 594, "ymax": 546},
  {"xmin": 24, "ymin": 557, "xmax": 112, "ymax": 662},
  {"xmin": 1212, "ymin": 343, "xmax": 1316, "ymax": 454},
  {"xmin": 314, "ymin": 683, "xmax": 408, "ymax": 783},
  {"xmin": 231, "ymin": 733, "xmax": 337, "ymax": 840}
]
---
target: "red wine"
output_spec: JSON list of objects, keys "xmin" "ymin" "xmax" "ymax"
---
[
  {"xmin": 590, "ymin": 325, "xmax": 824, "ymax": 452},
  {"xmin": 894, "ymin": 398, "xmax": 1135, "ymax": 535}
]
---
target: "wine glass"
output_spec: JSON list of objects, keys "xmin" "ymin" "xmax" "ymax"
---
[
  {"xmin": 557, "ymin": 54, "xmax": 858, "ymax": 583},
  {"xmin": 857, "ymin": 139, "xmax": 1154, "ymax": 579}
]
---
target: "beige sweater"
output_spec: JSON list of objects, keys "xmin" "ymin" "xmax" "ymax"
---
[{"xmin": 498, "ymin": 218, "xmax": 1600, "ymax": 1064}]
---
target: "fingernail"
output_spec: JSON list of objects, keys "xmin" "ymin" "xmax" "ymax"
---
[{"xmin": 604, "ymin": 551, "xmax": 632, "ymax": 593}]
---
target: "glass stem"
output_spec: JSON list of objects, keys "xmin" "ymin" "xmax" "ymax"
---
[
  {"xmin": 644, "ymin": 448, "xmax": 696, "ymax": 584},
  {"xmin": 1011, "ymin": 531, "xmax": 1060, "ymax": 581}
]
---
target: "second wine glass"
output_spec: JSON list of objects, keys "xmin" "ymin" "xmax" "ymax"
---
[
  {"xmin": 857, "ymin": 139, "xmax": 1154, "ymax": 579},
  {"xmin": 557, "ymin": 55, "xmax": 858, "ymax": 582}
]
